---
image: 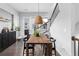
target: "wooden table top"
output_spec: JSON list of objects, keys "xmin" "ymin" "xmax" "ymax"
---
[{"xmin": 27, "ymin": 35, "xmax": 51, "ymax": 44}]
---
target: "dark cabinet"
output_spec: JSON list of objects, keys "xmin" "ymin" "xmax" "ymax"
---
[
  {"xmin": 2, "ymin": 33, "xmax": 8, "ymax": 49},
  {"xmin": 0, "ymin": 31, "xmax": 16, "ymax": 52},
  {"xmin": 8, "ymin": 32, "xmax": 12, "ymax": 45},
  {"xmin": 0, "ymin": 34, "xmax": 2, "ymax": 52},
  {"xmin": 12, "ymin": 32, "xmax": 16, "ymax": 43},
  {"xmin": 8, "ymin": 32, "xmax": 16, "ymax": 46}
]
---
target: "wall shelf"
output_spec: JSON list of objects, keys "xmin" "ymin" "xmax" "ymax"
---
[{"xmin": 0, "ymin": 19, "xmax": 10, "ymax": 22}]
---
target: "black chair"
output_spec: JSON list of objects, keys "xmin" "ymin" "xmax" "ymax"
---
[
  {"xmin": 44, "ymin": 36, "xmax": 56, "ymax": 56},
  {"xmin": 23, "ymin": 38, "xmax": 27, "ymax": 56},
  {"xmin": 50, "ymin": 37, "xmax": 56, "ymax": 56},
  {"xmin": 23, "ymin": 30, "xmax": 34, "ymax": 56}
]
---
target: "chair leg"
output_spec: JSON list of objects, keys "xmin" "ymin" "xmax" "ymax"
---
[
  {"xmin": 26, "ymin": 44, "xmax": 29, "ymax": 56},
  {"xmin": 54, "ymin": 43, "xmax": 56, "ymax": 56},
  {"xmin": 32, "ymin": 48, "xmax": 34, "ymax": 56},
  {"xmin": 41, "ymin": 44, "xmax": 42, "ymax": 48},
  {"xmin": 23, "ymin": 42, "xmax": 26, "ymax": 56},
  {"xmin": 44, "ymin": 48, "xmax": 47, "ymax": 56},
  {"xmin": 54, "ymin": 48, "xmax": 56, "ymax": 56},
  {"xmin": 43, "ymin": 45, "xmax": 44, "ymax": 54},
  {"xmin": 23, "ymin": 48, "xmax": 24, "ymax": 56},
  {"xmin": 32, "ymin": 44, "xmax": 34, "ymax": 56},
  {"xmin": 43, "ymin": 44, "xmax": 46, "ymax": 55}
]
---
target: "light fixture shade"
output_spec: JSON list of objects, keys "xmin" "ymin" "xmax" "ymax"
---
[{"xmin": 35, "ymin": 16, "xmax": 43, "ymax": 24}]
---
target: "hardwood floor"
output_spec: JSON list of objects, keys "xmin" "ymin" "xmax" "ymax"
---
[
  {"xmin": 0, "ymin": 40, "xmax": 23, "ymax": 56},
  {"xmin": 0, "ymin": 40, "xmax": 60, "ymax": 56}
]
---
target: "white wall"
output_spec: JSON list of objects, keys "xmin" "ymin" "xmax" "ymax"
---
[
  {"xmin": 50, "ymin": 3, "xmax": 79, "ymax": 56},
  {"xmin": 71, "ymin": 4, "xmax": 79, "ymax": 35},
  {"xmin": 19, "ymin": 15, "xmax": 26, "ymax": 36},
  {"xmin": 0, "ymin": 8, "xmax": 12, "ymax": 32},
  {"xmin": 0, "ymin": 3, "xmax": 19, "ymax": 32},
  {"xmin": 50, "ymin": 3, "xmax": 72, "ymax": 56}
]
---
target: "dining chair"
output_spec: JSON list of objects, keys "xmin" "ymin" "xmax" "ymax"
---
[
  {"xmin": 50, "ymin": 37, "xmax": 56, "ymax": 56},
  {"xmin": 23, "ymin": 30, "xmax": 34, "ymax": 56},
  {"xmin": 44, "ymin": 35, "xmax": 56, "ymax": 56},
  {"xmin": 23, "ymin": 37, "xmax": 27, "ymax": 56}
]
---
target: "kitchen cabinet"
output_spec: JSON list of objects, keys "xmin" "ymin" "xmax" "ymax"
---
[{"xmin": 0, "ymin": 31, "xmax": 16, "ymax": 52}]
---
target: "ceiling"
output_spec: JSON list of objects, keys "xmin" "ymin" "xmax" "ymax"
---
[
  {"xmin": 7, "ymin": 3, "xmax": 56, "ymax": 19},
  {"xmin": 7, "ymin": 3, "xmax": 55, "ymax": 13}
]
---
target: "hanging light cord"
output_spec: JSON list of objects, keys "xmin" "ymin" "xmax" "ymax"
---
[{"xmin": 38, "ymin": 0, "xmax": 39, "ymax": 16}]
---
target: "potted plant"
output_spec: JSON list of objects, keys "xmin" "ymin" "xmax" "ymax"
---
[{"xmin": 33, "ymin": 28, "xmax": 40, "ymax": 37}]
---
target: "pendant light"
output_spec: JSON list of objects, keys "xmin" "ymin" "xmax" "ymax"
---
[
  {"xmin": 35, "ymin": 15, "xmax": 43, "ymax": 24},
  {"xmin": 35, "ymin": 0, "xmax": 43, "ymax": 24}
]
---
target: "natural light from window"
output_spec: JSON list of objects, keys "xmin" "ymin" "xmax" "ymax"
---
[{"xmin": 43, "ymin": 19, "xmax": 48, "ymax": 23}]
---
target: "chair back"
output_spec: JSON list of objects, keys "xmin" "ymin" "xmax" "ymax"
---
[
  {"xmin": 50, "ymin": 37, "xmax": 56, "ymax": 47},
  {"xmin": 45, "ymin": 34, "xmax": 49, "ymax": 39},
  {"xmin": 24, "ymin": 30, "xmax": 30, "ymax": 40}
]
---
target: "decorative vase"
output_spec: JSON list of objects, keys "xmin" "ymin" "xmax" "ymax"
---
[{"xmin": 33, "ymin": 28, "xmax": 40, "ymax": 37}]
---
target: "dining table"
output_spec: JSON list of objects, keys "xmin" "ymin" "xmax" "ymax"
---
[{"xmin": 26, "ymin": 35, "xmax": 52, "ymax": 56}]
